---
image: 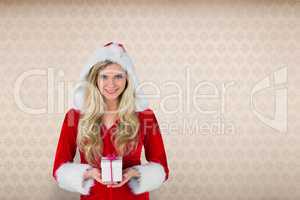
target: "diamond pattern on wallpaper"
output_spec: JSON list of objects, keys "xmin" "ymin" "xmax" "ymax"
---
[{"xmin": 0, "ymin": 1, "xmax": 299, "ymax": 200}]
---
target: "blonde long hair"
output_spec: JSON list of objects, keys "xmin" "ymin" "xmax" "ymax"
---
[{"xmin": 76, "ymin": 60, "xmax": 140, "ymax": 167}]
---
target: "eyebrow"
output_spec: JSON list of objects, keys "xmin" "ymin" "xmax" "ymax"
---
[{"xmin": 99, "ymin": 73, "xmax": 126, "ymax": 78}]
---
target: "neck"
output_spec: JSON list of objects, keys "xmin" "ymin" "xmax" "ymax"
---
[{"xmin": 105, "ymin": 99, "xmax": 119, "ymax": 111}]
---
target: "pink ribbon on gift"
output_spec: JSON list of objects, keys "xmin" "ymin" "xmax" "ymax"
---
[
  {"xmin": 106, "ymin": 154, "xmax": 117, "ymax": 183},
  {"xmin": 106, "ymin": 154, "xmax": 117, "ymax": 200}
]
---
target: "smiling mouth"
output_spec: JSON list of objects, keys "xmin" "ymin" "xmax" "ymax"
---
[{"xmin": 105, "ymin": 89, "xmax": 118, "ymax": 94}]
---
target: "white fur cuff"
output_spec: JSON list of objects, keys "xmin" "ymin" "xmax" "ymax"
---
[
  {"xmin": 128, "ymin": 162, "xmax": 166, "ymax": 195},
  {"xmin": 55, "ymin": 162, "xmax": 94, "ymax": 195}
]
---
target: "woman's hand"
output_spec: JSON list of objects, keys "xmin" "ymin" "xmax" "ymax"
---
[
  {"xmin": 83, "ymin": 168, "xmax": 106, "ymax": 184},
  {"xmin": 107, "ymin": 167, "xmax": 141, "ymax": 188}
]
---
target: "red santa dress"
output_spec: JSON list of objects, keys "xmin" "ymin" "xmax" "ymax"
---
[{"xmin": 52, "ymin": 108, "xmax": 169, "ymax": 200}]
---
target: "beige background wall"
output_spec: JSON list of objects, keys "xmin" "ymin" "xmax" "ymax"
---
[{"xmin": 0, "ymin": 0, "xmax": 299, "ymax": 200}]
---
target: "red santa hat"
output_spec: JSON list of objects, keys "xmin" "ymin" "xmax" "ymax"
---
[{"xmin": 72, "ymin": 41, "xmax": 149, "ymax": 111}]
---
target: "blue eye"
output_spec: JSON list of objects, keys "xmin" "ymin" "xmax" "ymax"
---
[
  {"xmin": 100, "ymin": 74, "xmax": 108, "ymax": 80},
  {"xmin": 99, "ymin": 74, "xmax": 125, "ymax": 80},
  {"xmin": 115, "ymin": 74, "xmax": 124, "ymax": 79}
]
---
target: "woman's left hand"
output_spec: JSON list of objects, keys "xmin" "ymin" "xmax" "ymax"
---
[{"xmin": 107, "ymin": 167, "xmax": 140, "ymax": 188}]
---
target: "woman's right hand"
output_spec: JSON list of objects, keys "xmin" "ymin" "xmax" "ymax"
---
[{"xmin": 83, "ymin": 168, "xmax": 105, "ymax": 184}]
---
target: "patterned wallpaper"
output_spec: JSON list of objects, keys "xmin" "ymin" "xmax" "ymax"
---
[{"xmin": 0, "ymin": 0, "xmax": 299, "ymax": 200}]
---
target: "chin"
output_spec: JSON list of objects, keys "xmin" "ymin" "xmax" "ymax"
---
[{"xmin": 104, "ymin": 93, "xmax": 121, "ymax": 101}]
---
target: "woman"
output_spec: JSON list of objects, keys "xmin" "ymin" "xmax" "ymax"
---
[{"xmin": 52, "ymin": 42, "xmax": 169, "ymax": 200}]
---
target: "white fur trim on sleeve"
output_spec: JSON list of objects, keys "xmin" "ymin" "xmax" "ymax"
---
[
  {"xmin": 55, "ymin": 162, "xmax": 94, "ymax": 195},
  {"xmin": 128, "ymin": 162, "xmax": 166, "ymax": 195}
]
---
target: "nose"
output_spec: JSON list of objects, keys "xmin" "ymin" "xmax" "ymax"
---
[{"xmin": 105, "ymin": 77, "xmax": 116, "ymax": 87}]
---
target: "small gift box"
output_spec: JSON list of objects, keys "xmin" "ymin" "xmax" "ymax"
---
[{"xmin": 101, "ymin": 155, "xmax": 123, "ymax": 183}]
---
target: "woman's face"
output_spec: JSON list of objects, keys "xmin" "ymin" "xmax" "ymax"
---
[{"xmin": 97, "ymin": 63, "xmax": 127, "ymax": 102}]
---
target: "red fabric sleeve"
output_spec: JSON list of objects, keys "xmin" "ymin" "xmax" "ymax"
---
[
  {"xmin": 143, "ymin": 109, "xmax": 170, "ymax": 181},
  {"xmin": 52, "ymin": 109, "xmax": 79, "ymax": 181}
]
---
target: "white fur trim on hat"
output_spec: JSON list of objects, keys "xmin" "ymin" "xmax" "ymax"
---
[
  {"xmin": 55, "ymin": 162, "xmax": 94, "ymax": 195},
  {"xmin": 71, "ymin": 42, "xmax": 149, "ymax": 112},
  {"xmin": 128, "ymin": 162, "xmax": 166, "ymax": 195}
]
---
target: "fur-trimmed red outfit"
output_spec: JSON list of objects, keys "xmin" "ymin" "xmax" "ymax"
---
[{"xmin": 52, "ymin": 108, "xmax": 169, "ymax": 200}]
